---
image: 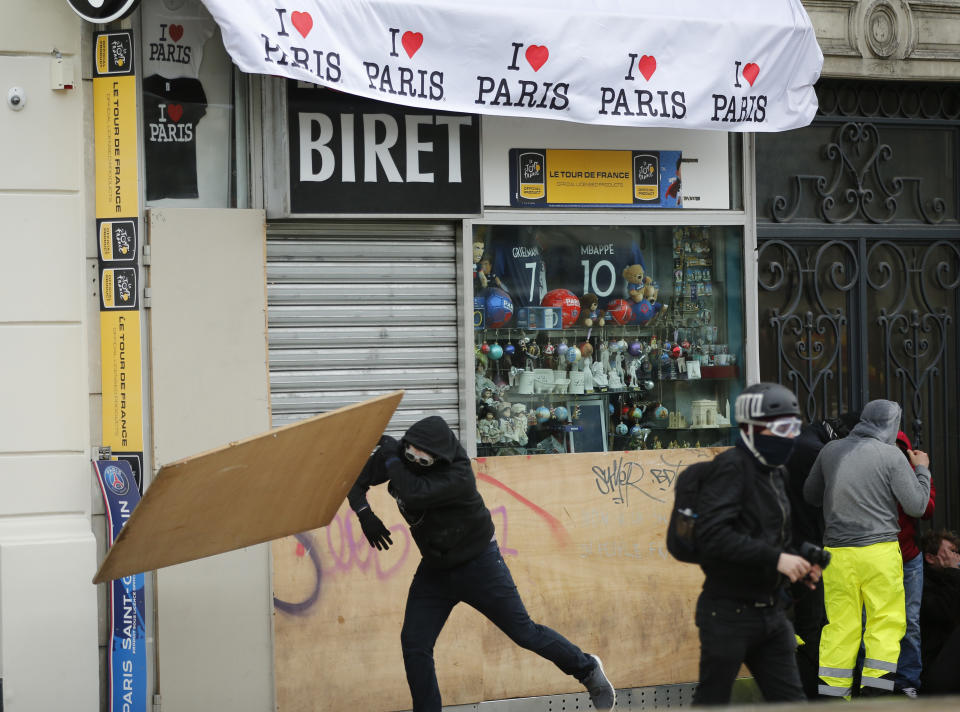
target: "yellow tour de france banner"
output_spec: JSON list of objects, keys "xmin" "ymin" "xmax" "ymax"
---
[
  {"xmin": 510, "ymin": 148, "xmax": 683, "ymax": 208},
  {"xmin": 94, "ymin": 30, "xmax": 145, "ymax": 490}
]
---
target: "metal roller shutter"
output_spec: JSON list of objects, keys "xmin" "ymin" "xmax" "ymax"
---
[{"xmin": 266, "ymin": 221, "xmax": 461, "ymax": 438}]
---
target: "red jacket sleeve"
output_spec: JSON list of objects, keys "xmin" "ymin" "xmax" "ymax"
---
[{"xmin": 922, "ymin": 475, "xmax": 936, "ymax": 520}]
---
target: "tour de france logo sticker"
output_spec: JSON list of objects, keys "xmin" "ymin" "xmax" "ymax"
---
[
  {"xmin": 95, "ymin": 31, "xmax": 134, "ymax": 77},
  {"xmin": 518, "ymin": 151, "xmax": 546, "ymax": 200},
  {"xmin": 633, "ymin": 153, "xmax": 660, "ymax": 202},
  {"xmin": 98, "ymin": 219, "xmax": 137, "ymax": 263},
  {"xmin": 101, "ymin": 267, "xmax": 138, "ymax": 310}
]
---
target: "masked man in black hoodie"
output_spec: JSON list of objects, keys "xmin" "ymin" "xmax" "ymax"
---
[
  {"xmin": 347, "ymin": 415, "xmax": 616, "ymax": 712},
  {"xmin": 692, "ymin": 383, "xmax": 823, "ymax": 706}
]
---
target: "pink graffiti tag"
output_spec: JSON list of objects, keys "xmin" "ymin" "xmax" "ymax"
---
[
  {"xmin": 325, "ymin": 511, "xmax": 412, "ymax": 581},
  {"xmin": 490, "ymin": 505, "xmax": 518, "ymax": 556},
  {"xmin": 275, "ymin": 504, "xmax": 522, "ymax": 615},
  {"xmin": 475, "ymin": 467, "xmax": 571, "ymax": 547}
]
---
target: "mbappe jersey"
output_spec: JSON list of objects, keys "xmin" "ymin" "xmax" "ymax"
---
[{"xmin": 544, "ymin": 227, "xmax": 646, "ymax": 308}]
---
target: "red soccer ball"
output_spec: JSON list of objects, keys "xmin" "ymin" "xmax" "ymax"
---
[
  {"xmin": 541, "ymin": 289, "xmax": 581, "ymax": 328},
  {"xmin": 606, "ymin": 298, "xmax": 633, "ymax": 326}
]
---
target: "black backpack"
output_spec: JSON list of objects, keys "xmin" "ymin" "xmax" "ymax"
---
[{"xmin": 666, "ymin": 459, "xmax": 717, "ymax": 564}]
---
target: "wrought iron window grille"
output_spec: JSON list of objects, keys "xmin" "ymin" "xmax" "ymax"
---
[{"xmin": 772, "ymin": 121, "xmax": 947, "ymax": 225}]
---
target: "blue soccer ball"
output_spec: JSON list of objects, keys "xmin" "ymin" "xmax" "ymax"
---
[
  {"xmin": 483, "ymin": 287, "xmax": 514, "ymax": 328},
  {"xmin": 632, "ymin": 299, "xmax": 654, "ymax": 324}
]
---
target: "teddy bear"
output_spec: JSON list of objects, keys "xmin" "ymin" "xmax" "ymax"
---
[
  {"xmin": 637, "ymin": 277, "xmax": 667, "ymax": 324},
  {"xmin": 622, "ymin": 263, "xmax": 646, "ymax": 302},
  {"xmin": 628, "ymin": 277, "xmax": 665, "ymax": 325},
  {"xmin": 576, "ymin": 293, "xmax": 605, "ymax": 327}
]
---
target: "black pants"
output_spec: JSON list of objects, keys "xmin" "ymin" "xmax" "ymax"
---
[
  {"xmin": 400, "ymin": 540, "xmax": 594, "ymax": 712},
  {"xmin": 922, "ymin": 625, "xmax": 960, "ymax": 694},
  {"xmin": 693, "ymin": 593, "xmax": 806, "ymax": 706},
  {"xmin": 790, "ymin": 581, "xmax": 826, "ymax": 699}
]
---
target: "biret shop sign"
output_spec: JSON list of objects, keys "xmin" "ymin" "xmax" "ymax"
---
[{"xmin": 288, "ymin": 81, "xmax": 481, "ymax": 215}]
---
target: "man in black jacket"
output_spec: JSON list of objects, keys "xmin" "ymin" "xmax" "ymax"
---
[
  {"xmin": 347, "ymin": 415, "xmax": 616, "ymax": 711},
  {"xmin": 918, "ymin": 529, "xmax": 960, "ymax": 694},
  {"xmin": 693, "ymin": 383, "xmax": 823, "ymax": 706}
]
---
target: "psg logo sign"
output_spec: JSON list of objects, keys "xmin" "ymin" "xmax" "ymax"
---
[{"xmin": 67, "ymin": 0, "xmax": 141, "ymax": 23}]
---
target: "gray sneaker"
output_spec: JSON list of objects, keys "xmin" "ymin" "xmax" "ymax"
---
[{"xmin": 583, "ymin": 654, "xmax": 616, "ymax": 710}]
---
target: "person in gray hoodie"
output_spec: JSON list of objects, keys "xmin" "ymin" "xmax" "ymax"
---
[{"xmin": 803, "ymin": 400, "xmax": 931, "ymax": 699}]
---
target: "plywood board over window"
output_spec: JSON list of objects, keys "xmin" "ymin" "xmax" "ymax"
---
[{"xmin": 272, "ymin": 448, "xmax": 718, "ymax": 711}]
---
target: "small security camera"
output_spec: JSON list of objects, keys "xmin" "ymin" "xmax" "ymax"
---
[{"xmin": 8, "ymin": 87, "xmax": 25, "ymax": 111}]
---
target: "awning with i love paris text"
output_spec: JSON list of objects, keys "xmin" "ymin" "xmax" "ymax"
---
[{"xmin": 199, "ymin": 0, "xmax": 823, "ymax": 132}]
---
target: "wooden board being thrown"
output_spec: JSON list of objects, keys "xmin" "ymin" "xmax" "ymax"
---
[{"xmin": 93, "ymin": 391, "xmax": 404, "ymax": 584}]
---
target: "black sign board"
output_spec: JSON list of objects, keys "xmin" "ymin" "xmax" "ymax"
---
[
  {"xmin": 67, "ymin": 0, "xmax": 141, "ymax": 23},
  {"xmin": 287, "ymin": 82, "xmax": 481, "ymax": 215}
]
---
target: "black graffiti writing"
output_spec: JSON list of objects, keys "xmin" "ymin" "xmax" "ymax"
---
[
  {"xmin": 592, "ymin": 457, "xmax": 665, "ymax": 505},
  {"xmin": 647, "ymin": 464, "xmax": 679, "ymax": 492}
]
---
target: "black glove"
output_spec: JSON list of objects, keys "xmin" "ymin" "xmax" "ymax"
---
[
  {"xmin": 356, "ymin": 508, "xmax": 393, "ymax": 551},
  {"xmin": 377, "ymin": 435, "xmax": 405, "ymax": 475},
  {"xmin": 377, "ymin": 434, "xmax": 398, "ymax": 456}
]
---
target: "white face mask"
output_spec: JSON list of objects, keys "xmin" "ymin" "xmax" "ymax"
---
[{"xmin": 404, "ymin": 445, "xmax": 435, "ymax": 467}]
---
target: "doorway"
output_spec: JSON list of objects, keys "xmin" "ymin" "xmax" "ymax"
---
[{"xmin": 755, "ymin": 80, "xmax": 960, "ymax": 530}]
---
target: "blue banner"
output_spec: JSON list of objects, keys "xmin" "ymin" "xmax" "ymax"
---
[{"xmin": 95, "ymin": 460, "xmax": 147, "ymax": 712}]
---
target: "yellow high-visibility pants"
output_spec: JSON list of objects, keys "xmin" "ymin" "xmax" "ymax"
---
[{"xmin": 818, "ymin": 541, "xmax": 905, "ymax": 697}]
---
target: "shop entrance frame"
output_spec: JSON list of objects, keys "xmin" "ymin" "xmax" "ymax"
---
[{"xmin": 756, "ymin": 80, "xmax": 960, "ymax": 531}]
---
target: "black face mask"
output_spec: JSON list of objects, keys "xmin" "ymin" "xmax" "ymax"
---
[{"xmin": 754, "ymin": 433, "xmax": 796, "ymax": 466}]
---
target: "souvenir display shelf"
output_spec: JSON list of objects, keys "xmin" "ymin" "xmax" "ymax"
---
[{"xmin": 473, "ymin": 226, "xmax": 744, "ymax": 456}]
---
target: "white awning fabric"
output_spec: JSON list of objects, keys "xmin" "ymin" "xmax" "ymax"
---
[{"xmin": 200, "ymin": 0, "xmax": 823, "ymax": 132}]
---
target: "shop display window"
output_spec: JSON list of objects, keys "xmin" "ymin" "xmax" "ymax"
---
[
  {"xmin": 472, "ymin": 224, "xmax": 745, "ymax": 455},
  {"xmin": 140, "ymin": 0, "xmax": 244, "ymax": 208}
]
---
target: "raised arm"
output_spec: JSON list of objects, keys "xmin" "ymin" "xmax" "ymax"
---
[{"xmin": 892, "ymin": 449, "xmax": 931, "ymax": 518}]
